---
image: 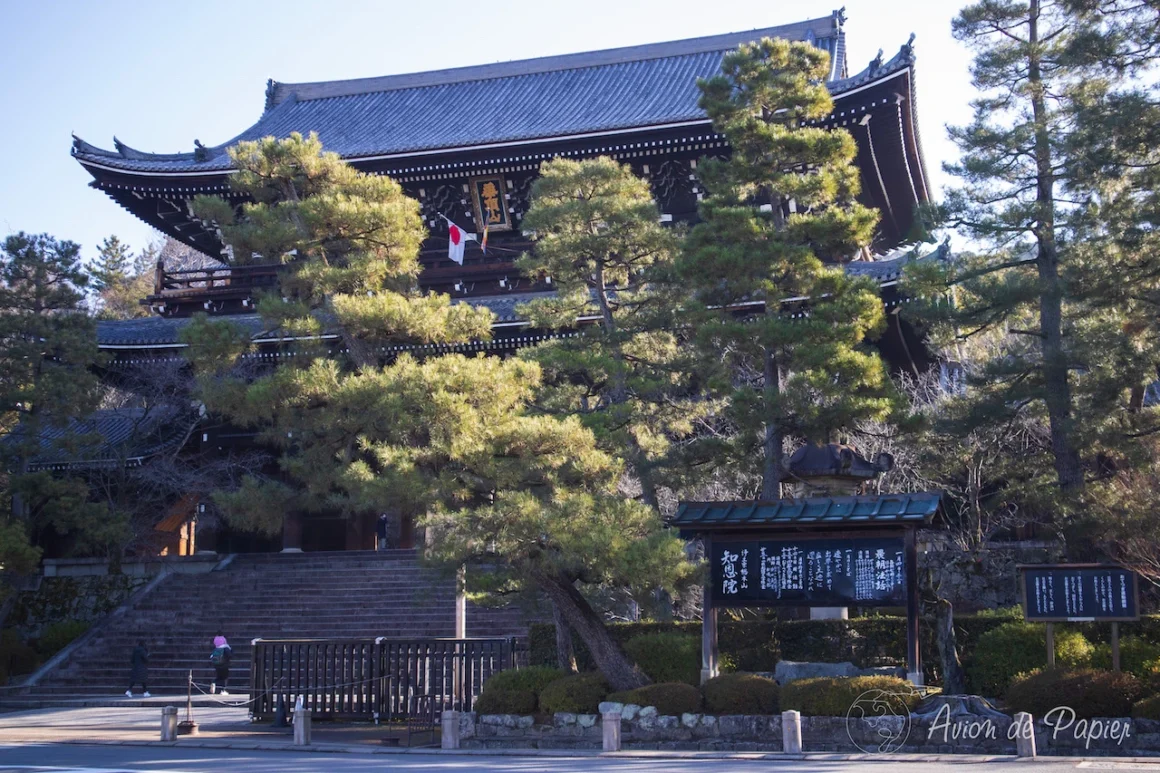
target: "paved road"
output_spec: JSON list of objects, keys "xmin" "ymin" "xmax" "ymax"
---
[{"xmin": 0, "ymin": 745, "xmax": 1132, "ymax": 773}]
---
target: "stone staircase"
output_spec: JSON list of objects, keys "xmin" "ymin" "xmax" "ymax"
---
[{"xmin": 20, "ymin": 550, "xmax": 530, "ymax": 698}]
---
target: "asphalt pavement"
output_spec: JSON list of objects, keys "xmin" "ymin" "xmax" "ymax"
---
[{"xmin": 0, "ymin": 744, "xmax": 1114, "ymax": 773}]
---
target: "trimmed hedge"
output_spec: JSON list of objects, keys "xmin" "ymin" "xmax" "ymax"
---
[
  {"xmin": 528, "ymin": 614, "xmax": 1030, "ymax": 679},
  {"xmin": 623, "ymin": 633, "xmax": 700, "ymax": 686},
  {"xmin": 539, "ymin": 673, "xmax": 609, "ymax": 715},
  {"xmin": 527, "ymin": 614, "xmax": 1160, "ymax": 689},
  {"xmin": 780, "ymin": 676, "xmax": 922, "ymax": 717},
  {"xmin": 703, "ymin": 673, "xmax": 779, "ymax": 715},
  {"xmin": 474, "ymin": 665, "xmax": 566, "ymax": 716},
  {"xmin": 474, "ymin": 689, "xmax": 537, "ymax": 715},
  {"xmin": 607, "ymin": 682, "xmax": 703, "ymax": 716},
  {"xmin": 967, "ymin": 621, "xmax": 1094, "ymax": 697},
  {"xmin": 1091, "ymin": 637, "xmax": 1160, "ymax": 681},
  {"xmin": 1006, "ymin": 669, "xmax": 1144, "ymax": 720},
  {"xmin": 529, "ymin": 620, "xmax": 778, "ymax": 673},
  {"xmin": 483, "ymin": 665, "xmax": 566, "ymax": 695}
]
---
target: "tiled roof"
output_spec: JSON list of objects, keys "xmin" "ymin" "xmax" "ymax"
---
[
  {"xmin": 8, "ymin": 408, "xmax": 200, "ymax": 470},
  {"xmin": 69, "ymin": 14, "xmax": 914, "ymax": 176},
  {"xmin": 671, "ymin": 492, "xmax": 941, "ymax": 532},
  {"xmin": 97, "ymin": 293, "xmax": 551, "ymax": 347},
  {"xmin": 846, "ymin": 240, "xmax": 951, "ymax": 283}
]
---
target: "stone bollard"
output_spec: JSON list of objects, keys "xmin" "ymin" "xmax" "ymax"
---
[
  {"xmin": 160, "ymin": 706, "xmax": 178, "ymax": 742},
  {"xmin": 782, "ymin": 709, "xmax": 803, "ymax": 754},
  {"xmin": 1014, "ymin": 712, "xmax": 1036, "ymax": 758},
  {"xmin": 602, "ymin": 711, "xmax": 622, "ymax": 752},
  {"xmin": 441, "ymin": 710, "xmax": 461, "ymax": 750},
  {"xmin": 292, "ymin": 696, "xmax": 311, "ymax": 746}
]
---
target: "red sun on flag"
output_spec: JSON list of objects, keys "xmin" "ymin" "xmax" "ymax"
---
[{"xmin": 441, "ymin": 215, "xmax": 476, "ymax": 265}]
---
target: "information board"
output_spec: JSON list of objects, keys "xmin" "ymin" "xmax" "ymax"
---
[
  {"xmin": 709, "ymin": 536, "xmax": 906, "ymax": 607},
  {"xmin": 1020, "ymin": 565, "xmax": 1139, "ymax": 621}
]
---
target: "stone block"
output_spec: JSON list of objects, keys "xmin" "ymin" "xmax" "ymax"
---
[
  {"xmin": 658, "ymin": 715, "xmax": 679, "ymax": 730},
  {"xmin": 681, "ymin": 713, "xmax": 700, "ymax": 728},
  {"xmin": 775, "ymin": 660, "xmax": 860, "ymax": 683},
  {"xmin": 598, "ymin": 701, "xmax": 624, "ymax": 715},
  {"xmin": 554, "ymin": 712, "xmax": 577, "ymax": 726},
  {"xmin": 577, "ymin": 714, "xmax": 597, "ymax": 728},
  {"xmin": 622, "ymin": 703, "xmax": 641, "ymax": 721},
  {"xmin": 638, "ymin": 705, "xmax": 657, "ymax": 718},
  {"xmin": 516, "ymin": 715, "xmax": 535, "ymax": 729}
]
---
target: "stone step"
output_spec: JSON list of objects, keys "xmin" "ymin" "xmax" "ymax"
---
[{"xmin": 27, "ymin": 550, "xmax": 532, "ymax": 698}]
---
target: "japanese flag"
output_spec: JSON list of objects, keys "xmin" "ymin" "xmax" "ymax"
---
[{"xmin": 441, "ymin": 215, "xmax": 476, "ymax": 265}]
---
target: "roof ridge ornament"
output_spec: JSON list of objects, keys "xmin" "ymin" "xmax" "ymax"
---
[
  {"xmin": 265, "ymin": 78, "xmax": 278, "ymax": 112},
  {"xmin": 833, "ymin": 7, "xmax": 847, "ymax": 29},
  {"xmin": 901, "ymin": 33, "xmax": 916, "ymax": 61}
]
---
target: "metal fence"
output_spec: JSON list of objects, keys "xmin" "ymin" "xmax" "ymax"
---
[{"xmin": 249, "ymin": 637, "xmax": 526, "ymax": 720}]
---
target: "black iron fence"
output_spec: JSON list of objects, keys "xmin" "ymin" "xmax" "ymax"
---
[{"xmin": 249, "ymin": 637, "xmax": 525, "ymax": 720}]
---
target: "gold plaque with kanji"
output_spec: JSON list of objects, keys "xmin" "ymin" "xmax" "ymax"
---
[{"xmin": 470, "ymin": 176, "xmax": 511, "ymax": 232}]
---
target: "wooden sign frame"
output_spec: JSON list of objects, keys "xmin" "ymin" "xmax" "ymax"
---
[{"xmin": 1017, "ymin": 563, "xmax": 1140, "ymax": 623}]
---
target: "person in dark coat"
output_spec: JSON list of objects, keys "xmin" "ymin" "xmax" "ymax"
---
[
  {"xmin": 210, "ymin": 635, "xmax": 232, "ymax": 695},
  {"xmin": 376, "ymin": 513, "xmax": 390, "ymax": 551},
  {"xmin": 126, "ymin": 639, "xmax": 150, "ymax": 697}
]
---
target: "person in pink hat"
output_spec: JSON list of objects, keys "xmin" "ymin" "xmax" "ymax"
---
[{"xmin": 209, "ymin": 634, "xmax": 232, "ymax": 695}]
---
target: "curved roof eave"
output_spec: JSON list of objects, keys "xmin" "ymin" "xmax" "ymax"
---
[{"xmin": 70, "ymin": 19, "xmax": 936, "ymax": 180}]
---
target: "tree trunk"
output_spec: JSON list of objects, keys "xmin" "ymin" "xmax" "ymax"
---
[
  {"xmin": 552, "ymin": 604, "xmax": 578, "ymax": 674},
  {"xmin": 761, "ymin": 346, "xmax": 783, "ymax": 500},
  {"xmin": 595, "ymin": 265, "xmax": 662, "ymax": 513},
  {"xmin": 935, "ymin": 597, "xmax": 967, "ymax": 695},
  {"xmin": 531, "ymin": 568, "xmax": 649, "ymax": 691},
  {"xmin": 1028, "ymin": 0, "xmax": 1084, "ymax": 494}
]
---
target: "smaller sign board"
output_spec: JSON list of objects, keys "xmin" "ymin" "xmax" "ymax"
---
[{"xmin": 1019, "ymin": 564, "xmax": 1139, "ymax": 622}]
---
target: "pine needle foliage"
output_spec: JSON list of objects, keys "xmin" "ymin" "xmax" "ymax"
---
[
  {"xmin": 185, "ymin": 134, "xmax": 691, "ymax": 691},
  {"xmin": 680, "ymin": 38, "xmax": 903, "ymax": 499},
  {"xmin": 517, "ymin": 157, "xmax": 709, "ymax": 510}
]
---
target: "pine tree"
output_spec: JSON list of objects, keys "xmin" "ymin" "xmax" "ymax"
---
[
  {"xmin": 910, "ymin": 0, "xmax": 1160, "ymax": 505},
  {"xmin": 186, "ymin": 133, "xmax": 690, "ymax": 690},
  {"xmin": 517, "ymin": 157, "xmax": 705, "ymax": 511},
  {"xmin": 89, "ymin": 235, "xmax": 154, "ymax": 320},
  {"xmin": 680, "ymin": 38, "xmax": 898, "ymax": 500},
  {"xmin": 0, "ymin": 233, "xmax": 102, "ymax": 619}
]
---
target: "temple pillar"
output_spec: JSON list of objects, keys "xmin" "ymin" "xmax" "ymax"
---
[{"xmin": 282, "ymin": 511, "xmax": 303, "ymax": 553}]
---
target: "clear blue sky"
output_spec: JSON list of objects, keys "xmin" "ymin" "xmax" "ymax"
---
[{"xmin": 0, "ymin": 0, "xmax": 973, "ymax": 264}]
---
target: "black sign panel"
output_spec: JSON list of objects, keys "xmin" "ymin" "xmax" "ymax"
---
[
  {"xmin": 709, "ymin": 537, "xmax": 906, "ymax": 608},
  {"xmin": 1020, "ymin": 565, "xmax": 1139, "ymax": 621}
]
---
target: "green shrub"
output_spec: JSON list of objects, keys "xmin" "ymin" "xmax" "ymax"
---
[
  {"xmin": 702, "ymin": 673, "xmax": 779, "ymax": 715},
  {"xmin": 1006, "ymin": 669, "xmax": 1143, "ymax": 720},
  {"xmin": 607, "ymin": 682, "xmax": 703, "ymax": 716},
  {"xmin": 34, "ymin": 620, "xmax": 90, "ymax": 657},
  {"xmin": 1132, "ymin": 695, "xmax": 1160, "ymax": 720},
  {"xmin": 1090, "ymin": 637, "xmax": 1160, "ymax": 680},
  {"xmin": 780, "ymin": 676, "xmax": 921, "ymax": 717},
  {"xmin": 0, "ymin": 629, "xmax": 38, "ymax": 684},
  {"xmin": 483, "ymin": 665, "xmax": 565, "ymax": 696},
  {"xmin": 967, "ymin": 621, "xmax": 1094, "ymax": 697},
  {"xmin": 474, "ymin": 689, "xmax": 537, "ymax": 715},
  {"xmin": 624, "ymin": 632, "xmax": 700, "ymax": 686},
  {"xmin": 539, "ymin": 673, "xmax": 609, "ymax": 715}
]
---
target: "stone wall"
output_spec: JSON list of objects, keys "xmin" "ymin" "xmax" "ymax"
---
[
  {"xmin": 917, "ymin": 536, "xmax": 1064, "ymax": 612},
  {"xmin": 8, "ymin": 575, "xmax": 150, "ymax": 639},
  {"xmin": 465, "ymin": 710, "xmax": 1160, "ymax": 756}
]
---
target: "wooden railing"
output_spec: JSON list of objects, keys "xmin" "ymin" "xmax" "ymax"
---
[{"xmin": 249, "ymin": 637, "xmax": 525, "ymax": 721}]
